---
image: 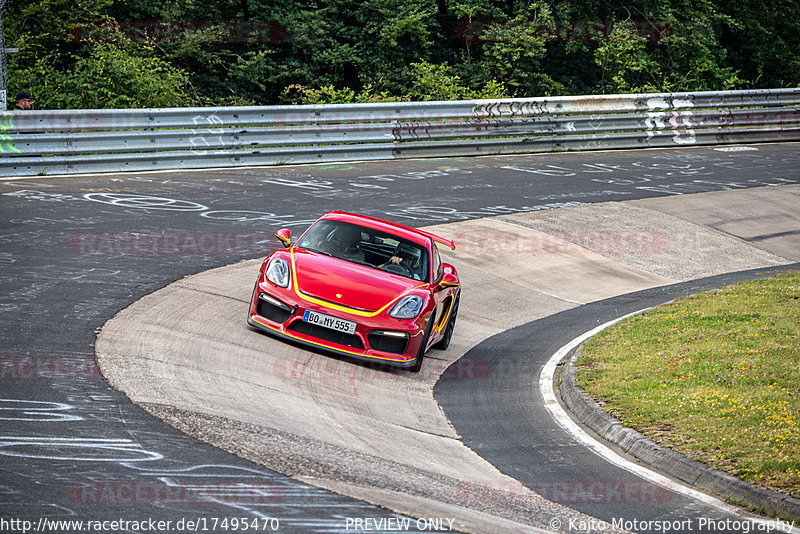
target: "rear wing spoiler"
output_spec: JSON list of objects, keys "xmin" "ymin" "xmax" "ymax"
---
[
  {"xmin": 385, "ymin": 218, "xmax": 455, "ymax": 250},
  {"xmin": 415, "ymin": 228, "xmax": 456, "ymax": 251},
  {"xmin": 322, "ymin": 211, "xmax": 456, "ymax": 251}
]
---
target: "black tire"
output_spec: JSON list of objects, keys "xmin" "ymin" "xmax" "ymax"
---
[
  {"xmin": 409, "ymin": 311, "xmax": 435, "ymax": 373},
  {"xmin": 433, "ymin": 294, "xmax": 459, "ymax": 350}
]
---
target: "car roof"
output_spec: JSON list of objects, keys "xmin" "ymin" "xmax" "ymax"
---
[{"xmin": 320, "ymin": 211, "xmax": 455, "ymax": 250}]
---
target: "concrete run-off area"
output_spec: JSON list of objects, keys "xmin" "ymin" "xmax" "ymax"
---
[{"xmin": 97, "ymin": 185, "xmax": 800, "ymax": 533}]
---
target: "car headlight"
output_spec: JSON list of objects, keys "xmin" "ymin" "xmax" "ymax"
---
[
  {"xmin": 389, "ymin": 295, "xmax": 423, "ymax": 319},
  {"xmin": 265, "ymin": 258, "xmax": 290, "ymax": 288}
]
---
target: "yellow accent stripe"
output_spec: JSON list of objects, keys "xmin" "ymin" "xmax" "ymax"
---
[
  {"xmin": 434, "ymin": 298, "xmax": 453, "ymax": 333},
  {"xmin": 249, "ymin": 315, "xmax": 409, "ymax": 363},
  {"xmin": 289, "ymin": 249, "xmax": 426, "ymax": 317}
]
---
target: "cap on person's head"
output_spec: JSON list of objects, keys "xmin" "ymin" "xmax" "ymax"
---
[{"xmin": 15, "ymin": 91, "xmax": 34, "ymax": 102}]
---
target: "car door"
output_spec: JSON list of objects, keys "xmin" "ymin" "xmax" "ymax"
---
[{"xmin": 428, "ymin": 243, "xmax": 457, "ymax": 346}]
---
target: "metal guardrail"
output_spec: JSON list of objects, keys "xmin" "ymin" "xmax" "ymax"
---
[{"xmin": 1, "ymin": 88, "xmax": 799, "ymax": 176}]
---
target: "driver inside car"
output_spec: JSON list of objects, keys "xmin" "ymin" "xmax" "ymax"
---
[{"xmin": 379, "ymin": 243, "xmax": 423, "ymax": 280}]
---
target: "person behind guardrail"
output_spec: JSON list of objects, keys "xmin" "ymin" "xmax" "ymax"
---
[{"xmin": 14, "ymin": 91, "xmax": 35, "ymax": 110}]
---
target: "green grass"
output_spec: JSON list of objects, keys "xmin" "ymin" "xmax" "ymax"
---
[{"xmin": 577, "ymin": 272, "xmax": 800, "ymax": 498}]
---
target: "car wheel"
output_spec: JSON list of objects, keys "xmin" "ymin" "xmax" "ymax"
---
[
  {"xmin": 433, "ymin": 294, "xmax": 459, "ymax": 350},
  {"xmin": 410, "ymin": 311, "xmax": 435, "ymax": 373}
]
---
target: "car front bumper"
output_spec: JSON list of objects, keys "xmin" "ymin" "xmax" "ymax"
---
[{"xmin": 247, "ymin": 286, "xmax": 428, "ymax": 367}]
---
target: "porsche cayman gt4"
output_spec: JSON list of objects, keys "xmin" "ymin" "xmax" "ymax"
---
[{"xmin": 247, "ymin": 211, "xmax": 460, "ymax": 372}]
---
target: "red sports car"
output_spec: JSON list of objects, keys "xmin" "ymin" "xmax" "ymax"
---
[{"xmin": 247, "ymin": 211, "xmax": 460, "ymax": 372}]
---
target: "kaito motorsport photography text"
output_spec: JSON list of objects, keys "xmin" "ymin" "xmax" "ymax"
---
[{"xmin": 556, "ymin": 516, "xmax": 795, "ymax": 532}]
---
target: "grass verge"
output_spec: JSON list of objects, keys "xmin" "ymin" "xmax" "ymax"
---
[{"xmin": 576, "ymin": 272, "xmax": 800, "ymax": 499}]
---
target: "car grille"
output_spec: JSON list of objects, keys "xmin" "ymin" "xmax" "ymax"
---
[
  {"xmin": 289, "ymin": 321, "xmax": 364, "ymax": 349},
  {"xmin": 368, "ymin": 331, "xmax": 409, "ymax": 355},
  {"xmin": 257, "ymin": 295, "xmax": 292, "ymax": 324}
]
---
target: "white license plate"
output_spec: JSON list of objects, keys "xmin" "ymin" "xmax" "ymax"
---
[{"xmin": 302, "ymin": 310, "xmax": 357, "ymax": 335}]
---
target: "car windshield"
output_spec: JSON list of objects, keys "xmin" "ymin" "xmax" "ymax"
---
[{"xmin": 296, "ymin": 220, "xmax": 430, "ymax": 282}]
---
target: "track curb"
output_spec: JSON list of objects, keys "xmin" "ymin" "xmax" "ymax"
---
[{"xmin": 557, "ymin": 344, "xmax": 800, "ymax": 522}]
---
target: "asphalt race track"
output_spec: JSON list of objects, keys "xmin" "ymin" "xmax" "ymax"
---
[
  {"xmin": 1, "ymin": 143, "xmax": 799, "ymax": 533},
  {"xmin": 437, "ymin": 266, "xmax": 800, "ymax": 532}
]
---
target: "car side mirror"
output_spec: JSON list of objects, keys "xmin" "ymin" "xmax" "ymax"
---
[
  {"xmin": 275, "ymin": 229, "xmax": 292, "ymax": 248},
  {"xmin": 438, "ymin": 264, "xmax": 459, "ymax": 288}
]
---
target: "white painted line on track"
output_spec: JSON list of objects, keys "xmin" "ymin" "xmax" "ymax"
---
[{"xmin": 539, "ymin": 310, "xmax": 799, "ymax": 534}]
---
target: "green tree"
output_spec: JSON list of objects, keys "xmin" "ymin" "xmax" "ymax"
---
[
  {"xmin": 4, "ymin": 0, "xmax": 797, "ymax": 109},
  {"xmin": 595, "ymin": 20, "xmax": 662, "ymax": 93},
  {"xmin": 56, "ymin": 25, "xmax": 192, "ymax": 108},
  {"xmin": 407, "ymin": 60, "xmax": 505, "ymax": 101},
  {"xmin": 7, "ymin": 1, "xmax": 191, "ymax": 108},
  {"xmin": 716, "ymin": 0, "xmax": 800, "ymax": 88},
  {"xmin": 587, "ymin": 1, "xmax": 742, "ymax": 93},
  {"xmin": 474, "ymin": 2, "xmax": 556, "ymax": 95}
]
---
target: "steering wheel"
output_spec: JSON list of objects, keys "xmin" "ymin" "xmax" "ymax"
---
[
  {"xmin": 383, "ymin": 262, "xmax": 413, "ymax": 276},
  {"xmin": 343, "ymin": 242, "xmax": 361, "ymax": 257}
]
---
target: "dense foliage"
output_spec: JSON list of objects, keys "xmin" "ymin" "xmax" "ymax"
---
[{"xmin": 4, "ymin": 0, "xmax": 799, "ymax": 108}]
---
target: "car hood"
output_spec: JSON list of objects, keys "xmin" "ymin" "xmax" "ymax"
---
[{"xmin": 292, "ymin": 249, "xmax": 421, "ymax": 313}]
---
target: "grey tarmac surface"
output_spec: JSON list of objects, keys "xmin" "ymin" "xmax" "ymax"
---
[
  {"xmin": 98, "ymin": 183, "xmax": 798, "ymax": 530},
  {"xmin": 1, "ymin": 142, "xmax": 799, "ymax": 533},
  {"xmin": 438, "ymin": 264, "xmax": 800, "ymax": 534}
]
